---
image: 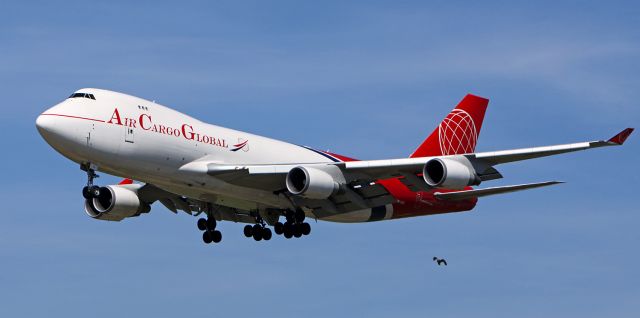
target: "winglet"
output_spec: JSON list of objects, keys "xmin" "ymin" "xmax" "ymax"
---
[{"xmin": 608, "ymin": 128, "xmax": 634, "ymax": 145}]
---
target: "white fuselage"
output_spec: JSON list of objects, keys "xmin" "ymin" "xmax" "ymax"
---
[{"xmin": 36, "ymin": 88, "xmax": 335, "ymax": 212}]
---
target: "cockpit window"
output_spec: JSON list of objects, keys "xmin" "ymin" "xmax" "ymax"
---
[{"xmin": 69, "ymin": 93, "xmax": 96, "ymax": 100}]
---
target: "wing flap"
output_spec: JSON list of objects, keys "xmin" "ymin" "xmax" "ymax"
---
[{"xmin": 434, "ymin": 181, "xmax": 564, "ymax": 201}]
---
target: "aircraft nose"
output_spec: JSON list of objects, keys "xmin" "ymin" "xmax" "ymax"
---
[{"xmin": 35, "ymin": 113, "xmax": 57, "ymax": 137}]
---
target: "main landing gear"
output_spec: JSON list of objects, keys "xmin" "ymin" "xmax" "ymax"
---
[
  {"xmin": 243, "ymin": 216, "xmax": 273, "ymax": 241},
  {"xmin": 81, "ymin": 164, "xmax": 101, "ymax": 199},
  {"xmin": 273, "ymin": 209, "xmax": 311, "ymax": 239},
  {"xmin": 197, "ymin": 217, "xmax": 222, "ymax": 244}
]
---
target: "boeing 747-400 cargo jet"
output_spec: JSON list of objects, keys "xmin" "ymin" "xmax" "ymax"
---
[{"xmin": 36, "ymin": 89, "xmax": 634, "ymax": 244}]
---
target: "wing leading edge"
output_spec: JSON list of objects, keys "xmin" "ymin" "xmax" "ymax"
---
[
  {"xmin": 181, "ymin": 128, "xmax": 632, "ymax": 208},
  {"xmin": 191, "ymin": 128, "xmax": 633, "ymax": 184}
]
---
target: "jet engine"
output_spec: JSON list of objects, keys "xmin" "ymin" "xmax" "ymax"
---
[
  {"xmin": 84, "ymin": 185, "xmax": 150, "ymax": 221},
  {"xmin": 423, "ymin": 158, "xmax": 481, "ymax": 189},
  {"xmin": 286, "ymin": 166, "xmax": 343, "ymax": 199}
]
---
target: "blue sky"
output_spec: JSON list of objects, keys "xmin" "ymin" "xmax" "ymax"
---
[{"xmin": 1, "ymin": 1, "xmax": 639, "ymax": 317}]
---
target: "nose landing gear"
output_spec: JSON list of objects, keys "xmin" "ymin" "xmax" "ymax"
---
[{"xmin": 81, "ymin": 164, "xmax": 101, "ymax": 199}]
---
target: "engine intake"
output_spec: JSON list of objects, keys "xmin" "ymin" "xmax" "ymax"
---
[
  {"xmin": 286, "ymin": 166, "xmax": 341, "ymax": 199},
  {"xmin": 84, "ymin": 185, "xmax": 149, "ymax": 221},
  {"xmin": 423, "ymin": 158, "xmax": 480, "ymax": 189}
]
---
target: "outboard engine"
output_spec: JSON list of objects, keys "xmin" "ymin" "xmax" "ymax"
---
[{"xmin": 423, "ymin": 158, "xmax": 481, "ymax": 189}]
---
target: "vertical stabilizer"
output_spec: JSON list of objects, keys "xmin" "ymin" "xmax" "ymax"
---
[{"xmin": 410, "ymin": 94, "xmax": 489, "ymax": 158}]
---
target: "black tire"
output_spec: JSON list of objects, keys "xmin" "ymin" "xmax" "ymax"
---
[
  {"xmin": 202, "ymin": 231, "xmax": 213, "ymax": 244},
  {"xmin": 283, "ymin": 222, "xmax": 292, "ymax": 237},
  {"xmin": 295, "ymin": 209, "xmax": 306, "ymax": 222},
  {"xmin": 206, "ymin": 218, "xmax": 217, "ymax": 230},
  {"xmin": 197, "ymin": 218, "xmax": 207, "ymax": 231},
  {"xmin": 301, "ymin": 222, "xmax": 311, "ymax": 235},
  {"xmin": 243, "ymin": 225, "xmax": 253, "ymax": 237},
  {"xmin": 293, "ymin": 224, "xmax": 303, "ymax": 238},
  {"xmin": 262, "ymin": 227, "xmax": 272, "ymax": 241},
  {"xmin": 285, "ymin": 211, "xmax": 294, "ymax": 223},
  {"xmin": 212, "ymin": 230, "xmax": 222, "ymax": 243},
  {"xmin": 90, "ymin": 186, "xmax": 101, "ymax": 197},
  {"xmin": 82, "ymin": 186, "xmax": 91, "ymax": 199},
  {"xmin": 274, "ymin": 222, "xmax": 284, "ymax": 235},
  {"xmin": 253, "ymin": 229, "xmax": 263, "ymax": 241}
]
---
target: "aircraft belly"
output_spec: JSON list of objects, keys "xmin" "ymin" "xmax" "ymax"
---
[{"xmin": 320, "ymin": 204, "xmax": 393, "ymax": 223}]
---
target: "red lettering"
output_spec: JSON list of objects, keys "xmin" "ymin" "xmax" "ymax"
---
[
  {"xmin": 107, "ymin": 108, "xmax": 122, "ymax": 125},
  {"xmin": 181, "ymin": 124, "xmax": 194, "ymax": 140},
  {"xmin": 124, "ymin": 118, "xmax": 137, "ymax": 128},
  {"xmin": 139, "ymin": 114, "xmax": 152, "ymax": 130}
]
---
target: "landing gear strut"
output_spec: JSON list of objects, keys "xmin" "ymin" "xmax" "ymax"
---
[
  {"xmin": 81, "ymin": 163, "xmax": 100, "ymax": 199},
  {"xmin": 197, "ymin": 217, "xmax": 222, "ymax": 244},
  {"xmin": 274, "ymin": 208, "xmax": 311, "ymax": 239},
  {"xmin": 243, "ymin": 215, "xmax": 272, "ymax": 241}
]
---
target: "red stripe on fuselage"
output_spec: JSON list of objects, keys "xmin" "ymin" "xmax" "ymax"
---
[
  {"xmin": 40, "ymin": 113, "xmax": 105, "ymax": 123},
  {"xmin": 321, "ymin": 151, "xmax": 358, "ymax": 162}
]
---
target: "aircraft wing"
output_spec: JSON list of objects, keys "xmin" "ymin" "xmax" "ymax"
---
[
  {"xmin": 176, "ymin": 128, "xmax": 632, "ymax": 214},
  {"xmin": 341, "ymin": 128, "xmax": 634, "ymax": 180},
  {"xmin": 194, "ymin": 128, "xmax": 632, "ymax": 182}
]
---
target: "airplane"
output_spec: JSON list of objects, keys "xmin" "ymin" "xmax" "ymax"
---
[{"xmin": 35, "ymin": 89, "xmax": 634, "ymax": 244}]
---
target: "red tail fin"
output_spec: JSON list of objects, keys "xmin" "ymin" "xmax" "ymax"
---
[{"xmin": 410, "ymin": 94, "xmax": 489, "ymax": 158}]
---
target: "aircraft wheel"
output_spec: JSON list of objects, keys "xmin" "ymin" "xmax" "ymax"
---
[
  {"xmin": 212, "ymin": 230, "xmax": 222, "ymax": 243},
  {"xmin": 262, "ymin": 228, "xmax": 272, "ymax": 241},
  {"xmin": 253, "ymin": 229, "xmax": 263, "ymax": 241},
  {"xmin": 293, "ymin": 224, "xmax": 302, "ymax": 238},
  {"xmin": 301, "ymin": 222, "xmax": 311, "ymax": 236},
  {"xmin": 285, "ymin": 211, "xmax": 294, "ymax": 224},
  {"xmin": 203, "ymin": 231, "xmax": 213, "ymax": 244},
  {"xmin": 283, "ymin": 222, "xmax": 293, "ymax": 239},
  {"xmin": 197, "ymin": 218, "xmax": 208, "ymax": 231},
  {"xmin": 274, "ymin": 222, "xmax": 284, "ymax": 235},
  {"xmin": 82, "ymin": 186, "xmax": 91, "ymax": 199},
  {"xmin": 295, "ymin": 209, "xmax": 305, "ymax": 222},
  {"xmin": 206, "ymin": 218, "xmax": 217, "ymax": 230},
  {"xmin": 243, "ymin": 225, "xmax": 253, "ymax": 237},
  {"xmin": 252, "ymin": 224, "xmax": 262, "ymax": 235},
  {"xmin": 89, "ymin": 186, "xmax": 101, "ymax": 197}
]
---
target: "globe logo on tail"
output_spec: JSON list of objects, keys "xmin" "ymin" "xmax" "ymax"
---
[{"xmin": 438, "ymin": 109, "xmax": 478, "ymax": 155}]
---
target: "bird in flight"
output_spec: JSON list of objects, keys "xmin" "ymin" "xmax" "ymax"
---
[{"xmin": 433, "ymin": 257, "xmax": 448, "ymax": 266}]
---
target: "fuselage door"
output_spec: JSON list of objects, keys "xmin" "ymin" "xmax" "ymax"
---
[{"xmin": 125, "ymin": 126, "xmax": 134, "ymax": 143}]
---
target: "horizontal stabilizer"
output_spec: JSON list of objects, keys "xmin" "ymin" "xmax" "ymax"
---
[{"xmin": 434, "ymin": 181, "xmax": 564, "ymax": 201}]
